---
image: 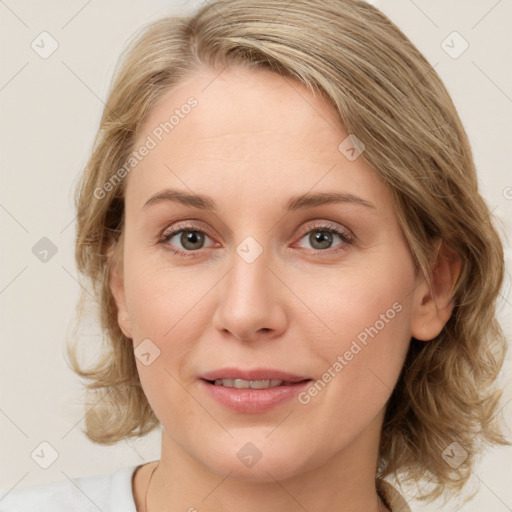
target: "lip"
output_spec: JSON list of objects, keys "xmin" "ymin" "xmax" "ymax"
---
[{"xmin": 199, "ymin": 367, "xmax": 311, "ymax": 413}]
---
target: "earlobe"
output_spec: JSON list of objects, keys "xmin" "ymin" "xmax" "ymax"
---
[
  {"xmin": 108, "ymin": 242, "xmax": 133, "ymax": 339},
  {"xmin": 411, "ymin": 239, "xmax": 462, "ymax": 342}
]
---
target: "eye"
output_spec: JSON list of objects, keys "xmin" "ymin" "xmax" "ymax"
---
[
  {"xmin": 158, "ymin": 220, "xmax": 355, "ymax": 257},
  {"xmin": 158, "ymin": 223, "xmax": 216, "ymax": 256},
  {"xmin": 295, "ymin": 221, "xmax": 355, "ymax": 253}
]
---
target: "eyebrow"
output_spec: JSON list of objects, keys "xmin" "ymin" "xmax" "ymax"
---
[{"xmin": 142, "ymin": 188, "xmax": 376, "ymax": 212}]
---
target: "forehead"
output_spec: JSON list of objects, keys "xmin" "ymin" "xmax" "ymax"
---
[
  {"xmin": 127, "ymin": 66, "xmax": 388, "ymax": 212},
  {"xmin": 136, "ymin": 67, "xmax": 341, "ymax": 151}
]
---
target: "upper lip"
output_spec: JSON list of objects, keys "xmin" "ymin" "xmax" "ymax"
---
[{"xmin": 201, "ymin": 367, "xmax": 310, "ymax": 383}]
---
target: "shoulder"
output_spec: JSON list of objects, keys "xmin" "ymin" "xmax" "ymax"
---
[
  {"xmin": 0, "ymin": 465, "xmax": 139, "ymax": 512},
  {"xmin": 377, "ymin": 478, "xmax": 413, "ymax": 512}
]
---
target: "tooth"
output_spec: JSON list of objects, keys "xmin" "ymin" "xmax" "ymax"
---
[
  {"xmin": 233, "ymin": 379, "xmax": 250, "ymax": 389},
  {"xmin": 212, "ymin": 378, "xmax": 288, "ymax": 388},
  {"xmin": 249, "ymin": 379, "xmax": 270, "ymax": 389}
]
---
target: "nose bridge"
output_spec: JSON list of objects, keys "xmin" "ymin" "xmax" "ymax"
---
[
  {"xmin": 232, "ymin": 236, "xmax": 269, "ymax": 295},
  {"xmin": 213, "ymin": 235, "xmax": 285, "ymax": 339}
]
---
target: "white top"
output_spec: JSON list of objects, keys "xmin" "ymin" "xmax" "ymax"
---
[
  {"xmin": 0, "ymin": 465, "xmax": 411, "ymax": 512},
  {"xmin": 0, "ymin": 465, "xmax": 140, "ymax": 512}
]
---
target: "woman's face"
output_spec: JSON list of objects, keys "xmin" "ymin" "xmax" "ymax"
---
[{"xmin": 110, "ymin": 66, "xmax": 429, "ymax": 481}]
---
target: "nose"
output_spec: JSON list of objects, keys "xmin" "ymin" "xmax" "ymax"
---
[{"xmin": 212, "ymin": 243, "xmax": 287, "ymax": 342}]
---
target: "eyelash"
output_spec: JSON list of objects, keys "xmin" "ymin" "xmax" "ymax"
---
[{"xmin": 158, "ymin": 221, "xmax": 355, "ymax": 258}]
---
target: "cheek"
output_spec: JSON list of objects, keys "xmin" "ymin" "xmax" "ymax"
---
[
  {"xmin": 300, "ymin": 252, "xmax": 415, "ymax": 428},
  {"xmin": 305, "ymin": 248, "xmax": 415, "ymax": 352},
  {"xmin": 122, "ymin": 245, "xmax": 214, "ymax": 340},
  {"xmin": 123, "ymin": 256, "xmax": 210, "ymax": 432},
  {"xmin": 122, "ymin": 252, "xmax": 217, "ymax": 421},
  {"xmin": 319, "ymin": 287, "xmax": 411, "ymax": 397}
]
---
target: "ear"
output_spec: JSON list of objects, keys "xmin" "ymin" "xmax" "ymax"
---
[
  {"xmin": 107, "ymin": 238, "xmax": 133, "ymax": 339},
  {"xmin": 411, "ymin": 239, "xmax": 462, "ymax": 342}
]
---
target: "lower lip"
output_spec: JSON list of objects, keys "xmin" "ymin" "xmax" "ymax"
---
[{"xmin": 199, "ymin": 379, "xmax": 311, "ymax": 413}]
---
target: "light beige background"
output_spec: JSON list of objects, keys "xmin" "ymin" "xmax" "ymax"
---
[{"xmin": 1, "ymin": 1, "xmax": 511, "ymax": 510}]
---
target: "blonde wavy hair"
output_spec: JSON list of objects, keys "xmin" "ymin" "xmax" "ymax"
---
[{"xmin": 66, "ymin": 0, "xmax": 509, "ymax": 503}]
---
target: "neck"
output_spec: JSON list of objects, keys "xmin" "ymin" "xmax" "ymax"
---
[{"xmin": 138, "ymin": 413, "xmax": 390, "ymax": 512}]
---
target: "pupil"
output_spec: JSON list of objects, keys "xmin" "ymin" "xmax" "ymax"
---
[
  {"xmin": 182, "ymin": 231, "xmax": 203, "ymax": 249},
  {"xmin": 312, "ymin": 230, "xmax": 332, "ymax": 249}
]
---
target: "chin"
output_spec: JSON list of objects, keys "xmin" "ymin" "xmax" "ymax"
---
[{"xmin": 195, "ymin": 438, "xmax": 320, "ymax": 483}]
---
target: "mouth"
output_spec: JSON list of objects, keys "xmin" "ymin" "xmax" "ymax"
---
[
  {"xmin": 200, "ymin": 368, "xmax": 311, "ymax": 386},
  {"xmin": 199, "ymin": 368, "xmax": 312, "ymax": 412},
  {"xmin": 205, "ymin": 378, "xmax": 306, "ymax": 389}
]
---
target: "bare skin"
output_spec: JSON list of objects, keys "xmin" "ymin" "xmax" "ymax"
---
[{"xmin": 111, "ymin": 66, "xmax": 461, "ymax": 512}]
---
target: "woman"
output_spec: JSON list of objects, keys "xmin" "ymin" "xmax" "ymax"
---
[{"xmin": 1, "ymin": 0, "xmax": 508, "ymax": 510}]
